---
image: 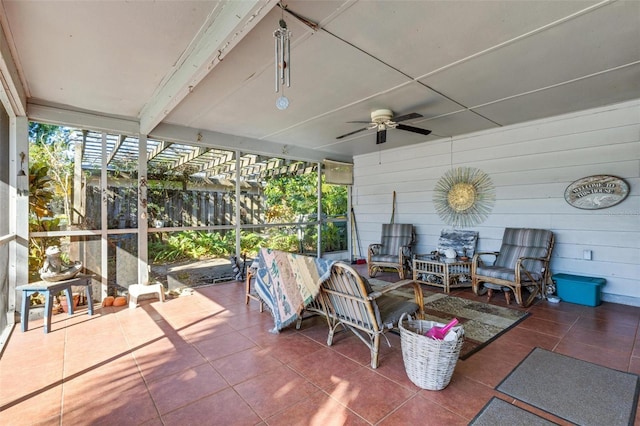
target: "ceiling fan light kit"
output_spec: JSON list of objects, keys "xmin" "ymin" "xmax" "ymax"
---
[
  {"xmin": 336, "ymin": 109, "xmax": 431, "ymax": 144},
  {"xmin": 371, "ymin": 109, "xmax": 394, "ymax": 124}
]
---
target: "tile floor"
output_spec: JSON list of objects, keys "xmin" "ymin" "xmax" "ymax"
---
[{"xmin": 2, "ymin": 266, "xmax": 640, "ymax": 425}]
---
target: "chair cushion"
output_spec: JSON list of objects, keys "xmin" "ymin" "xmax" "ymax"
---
[
  {"xmin": 476, "ymin": 266, "xmax": 542, "ymax": 282},
  {"xmin": 375, "ymin": 294, "xmax": 419, "ymax": 327},
  {"xmin": 494, "ymin": 228, "xmax": 553, "ymax": 273},
  {"xmin": 483, "ymin": 282, "xmax": 511, "ymax": 291},
  {"xmin": 360, "ymin": 275, "xmax": 373, "ymax": 294},
  {"xmin": 379, "ymin": 223, "xmax": 413, "ymax": 256},
  {"xmin": 370, "ymin": 254, "xmax": 401, "ymax": 263}
]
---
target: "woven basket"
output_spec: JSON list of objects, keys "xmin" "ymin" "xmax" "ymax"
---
[{"xmin": 399, "ymin": 313, "xmax": 464, "ymax": 390}]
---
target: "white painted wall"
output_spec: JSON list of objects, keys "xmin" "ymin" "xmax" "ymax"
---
[{"xmin": 353, "ymin": 100, "xmax": 640, "ymax": 306}]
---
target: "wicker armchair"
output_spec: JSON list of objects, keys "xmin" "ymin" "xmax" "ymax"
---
[
  {"xmin": 318, "ymin": 262, "xmax": 423, "ymax": 369},
  {"xmin": 472, "ymin": 228, "xmax": 554, "ymax": 307},
  {"xmin": 368, "ymin": 223, "xmax": 415, "ymax": 279}
]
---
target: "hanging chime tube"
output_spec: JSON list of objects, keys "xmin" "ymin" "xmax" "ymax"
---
[
  {"xmin": 285, "ymin": 29, "xmax": 290, "ymax": 87},
  {"xmin": 274, "ymin": 20, "xmax": 291, "ymax": 93},
  {"xmin": 280, "ymin": 28, "xmax": 285, "ymax": 84},
  {"xmin": 274, "ymin": 30, "xmax": 280, "ymax": 92}
]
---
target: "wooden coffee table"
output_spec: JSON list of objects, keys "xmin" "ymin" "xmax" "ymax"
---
[{"xmin": 413, "ymin": 254, "xmax": 472, "ymax": 293}]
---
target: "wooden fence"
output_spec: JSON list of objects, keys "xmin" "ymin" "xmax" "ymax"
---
[{"xmin": 86, "ymin": 186, "xmax": 265, "ymax": 228}]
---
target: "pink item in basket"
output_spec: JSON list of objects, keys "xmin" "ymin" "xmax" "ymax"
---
[{"xmin": 425, "ymin": 318, "xmax": 459, "ymax": 339}]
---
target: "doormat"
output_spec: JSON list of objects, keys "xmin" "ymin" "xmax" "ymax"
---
[
  {"xmin": 497, "ymin": 347, "xmax": 640, "ymax": 426},
  {"xmin": 469, "ymin": 397, "xmax": 557, "ymax": 426},
  {"xmin": 368, "ymin": 279, "xmax": 529, "ymax": 359}
]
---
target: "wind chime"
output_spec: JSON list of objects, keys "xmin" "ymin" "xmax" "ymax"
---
[{"xmin": 274, "ymin": 11, "xmax": 291, "ymax": 110}]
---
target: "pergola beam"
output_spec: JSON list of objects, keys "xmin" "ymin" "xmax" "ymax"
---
[
  {"xmin": 207, "ymin": 154, "xmax": 264, "ymax": 180},
  {"xmin": 147, "ymin": 141, "xmax": 172, "ymax": 162},
  {"xmin": 199, "ymin": 151, "xmax": 235, "ymax": 173},
  {"xmin": 138, "ymin": 0, "xmax": 277, "ymax": 135},
  {"xmin": 171, "ymin": 146, "xmax": 210, "ymax": 170},
  {"xmin": 206, "ymin": 161, "xmax": 236, "ymax": 178},
  {"xmin": 69, "ymin": 128, "xmax": 318, "ymax": 182},
  {"xmin": 106, "ymin": 134, "xmax": 127, "ymax": 165}
]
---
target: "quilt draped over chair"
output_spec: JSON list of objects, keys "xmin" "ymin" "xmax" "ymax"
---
[
  {"xmin": 368, "ymin": 223, "xmax": 415, "ymax": 279},
  {"xmin": 254, "ymin": 248, "xmax": 334, "ymax": 332},
  {"xmin": 472, "ymin": 228, "xmax": 554, "ymax": 307}
]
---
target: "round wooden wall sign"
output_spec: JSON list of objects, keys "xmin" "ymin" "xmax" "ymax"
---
[{"xmin": 564, "ymin": 175, "xmax": 629, "ymax": 209}]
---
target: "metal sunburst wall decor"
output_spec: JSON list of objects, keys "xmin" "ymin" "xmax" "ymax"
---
[{"xmin": 433, "ymin": 167, "xmax": 495, "ymax": 227}]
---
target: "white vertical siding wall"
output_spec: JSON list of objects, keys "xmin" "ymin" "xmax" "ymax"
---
[{"xmin": 353, "ymin": 100, "xmax": 640, "ymax": 305}]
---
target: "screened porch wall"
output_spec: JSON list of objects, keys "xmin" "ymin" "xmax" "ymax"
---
[{"xmin": 26, "ymin": 128, "xmax": 349, "ymax": 301}]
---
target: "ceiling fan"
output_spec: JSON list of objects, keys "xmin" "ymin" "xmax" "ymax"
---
[{"xmin": 336, "ymin": 109, "xmax": 432, "ymax": 144}]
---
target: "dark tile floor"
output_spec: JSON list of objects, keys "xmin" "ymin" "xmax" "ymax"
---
[{"xmin": 2, "ymin": 266, "xmax": 639, "ymax": 425}]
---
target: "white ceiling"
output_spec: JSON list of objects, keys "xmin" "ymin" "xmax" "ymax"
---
[{"xmin": 2, "ymin": 0, "xmax": 639, "ymax": 161}]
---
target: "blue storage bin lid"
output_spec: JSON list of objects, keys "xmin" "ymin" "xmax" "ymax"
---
[{"xmin": 553, "ymin": 273, "xmax": 606, "ymax": 287}]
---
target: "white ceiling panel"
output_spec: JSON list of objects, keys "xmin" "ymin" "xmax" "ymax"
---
[
  {"xmin": 267, "ymin": 82, "xmax": 463, "ymax": 152},
  {"xmin": 168, "ymin": 20, "xmax": 413, "ymax": 138},
  {"xmin": 4, "ymin": 1, "xmax": 218, "ymax": 117},
  {"xmin": 420, "ymin": 110, "xmax": 500, "ymax": 140},
  {"xmin": 421, "ymin": 1, "xmax": 640, "ymax": 110},
  {"xmin": 474, "ymin": 62, "xmax": 640, "ymax": 126},
  {"xmin": 1, "ymin": 0, "xmax": 638, "ymax": 159},
  {"xmin": 325, "ymin": 0, "xmax": 602, "ymax": 78},
  {"xmin": 161, "ymin": 6, "xmax": 312, "ymax": 128},
  {"xmin": 319, "ymin": 129, "xmax": 437, "ymax": 158}
]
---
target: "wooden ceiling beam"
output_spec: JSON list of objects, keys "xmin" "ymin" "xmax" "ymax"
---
[
  {"xmin": 0, "ymin": 16, "xmax": 27, "ymax": 117},
  {"xmin": 138, "ymin": 0, "xmax": 277, "ymax": 135}
]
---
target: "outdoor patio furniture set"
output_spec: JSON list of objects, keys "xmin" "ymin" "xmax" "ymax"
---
[
  {"xmin": 245, "ymin": 226, "xmax": 554, "ymax": 369},
  {"xmin": 367, "ymin": 225, "xmax": 555, "ymax": 306}
]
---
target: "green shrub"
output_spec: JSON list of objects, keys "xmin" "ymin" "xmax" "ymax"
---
[{"xmin": 149, "ymin": 230, "xmax": 271, "ymax": 262}]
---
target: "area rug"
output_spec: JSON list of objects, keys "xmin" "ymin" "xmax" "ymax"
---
[
  {"xmin": 369, "ymin": 279, "xmax": 529, "ymax": 359},
  {"xmin": 497, "ymin": 347, "xmax": 640, "ymax": 426},
  {"xmin": 469, "ymin": 397, "xmax": 557, "ymax": 426}
]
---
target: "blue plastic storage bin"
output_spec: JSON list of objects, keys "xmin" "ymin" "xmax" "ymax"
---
[{"xmin": 552, "ymin": 273, "xmax": 606, "ymax": 307}]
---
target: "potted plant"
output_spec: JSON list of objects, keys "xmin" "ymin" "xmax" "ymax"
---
[{"xmin": 58, "ymin": 292, "xmax": 80, "ymax": 313}]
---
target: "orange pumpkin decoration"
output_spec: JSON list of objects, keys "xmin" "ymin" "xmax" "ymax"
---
[
  {"xmin": 103, "ymin": 296, "xmax": 114, "ymax": 307},
  {"xmin": 112, "ymin": 296, "xmax": 127, "ymax": 307}
]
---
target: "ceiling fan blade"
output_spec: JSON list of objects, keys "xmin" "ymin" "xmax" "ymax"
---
[
  {"xmin": 396, "ymin": 124, "xmax": 432, "ymax": 136},
  {"xmin": 376, "ymin": 129, "xmax": 387, "ymax": 144},
  {"xmin": 336, "ymin": 127, "xmax": 369, "ymax": 139},
  {"xmin": 393, "ymin": 112, "xmax": 423, "ymax": 122},
  {"xmin": 346, "ymin": 120, "xmax": 373, "ymax": 124}
]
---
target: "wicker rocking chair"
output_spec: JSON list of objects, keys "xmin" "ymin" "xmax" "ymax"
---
[
  {"xmin": 368, "ymin": 223, "xmax": 415, "ymax": 279},
  {"xmin": 472, "ymin": 228, "xmax": 554, "ymax": 307},
  {"xmin": 318, "ymin": 262, "xmax": 423, "ymax": 369}
]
